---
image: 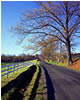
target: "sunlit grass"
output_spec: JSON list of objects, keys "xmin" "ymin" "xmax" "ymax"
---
[
  {"xmin": 1, "ymin": 60, "xmax": 36, "ymax": 88},
  {"xmin": 1, "ymin": 60, "xmax": 43, "ymax": 100},
  {"xmin": 1, "ymin": 64, "xmax": 32, "ymax": 88},
  {"xmin": 1, "ymin": 62, "xmax": 21, "ymax": 66},
  {"xmin": 46, "ymin": 60, "xmax": 67, "ymax": 67},
  {"xmin": 23, "ymin": 61, "xmax": 43, "ymax": 100},
  {"xmin": 1, "ymin": 63, "xmax": 34, "ymax": 100},
  {"xmin": 45, "ymin": 59, "xmax": 80, "ymax": 72},
  {"xmin": 1, "ymin": 60, "xmax": 36, "ymax": 79}
]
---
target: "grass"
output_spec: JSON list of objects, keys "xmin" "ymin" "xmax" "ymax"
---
[
  {"xmin": 1, "ymin": 62, "xmax": 22, "ymax": 72},
  {"xmin": 1, "ymin": 60, "xmax": 36, "ymax": 88},
  {"xmin": 45, "ymin": 59, "xmax": 80, "ymax": 72},
  {"xmin": 1, "ymin": 60, "xmax": 36, "ymax": 68},
  {"xmin": 1, "ymin": 64, "xmax": 33, "ymax": 100},
  {"xmin": 1, "ymin": 64, "xmax": 32, "ymax": 88},
  {"xmin": 1, "ymin": 62, "xmax": 21, "ymax": 66},
  {"xmin": 1, "ymin": 59, "xmax": 43, "ymax": 100},
  {"xmin": 1, "ymin": 60, "xmax": 36, "ymax": 77},
  {"xmin": 23, "ymin": 61, "xmax": 43, "ymax": 100},
  {"xmin": 1, "ymin": 63, "xmax": 13, "ymax": 66},
  {"xmin": 46, "ymin": 60, "xmax": 67, "ymax": 67},
  {"xmin": 25, "ymin": 59, "xmax": 37, "ymax": 64}
]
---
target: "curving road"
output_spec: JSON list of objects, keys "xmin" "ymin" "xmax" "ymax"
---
[{"xmin": 40, "ymin": 60, "xmax": 80, "ymax": 100}]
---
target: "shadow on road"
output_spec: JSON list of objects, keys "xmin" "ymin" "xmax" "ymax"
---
[
  {"xmin": 41, "ymin": 65, "xmax": 55, "ymax": 100},
  {"xmin": 1, "ymin": 65, "xmax": 36, "ymax": 100}
]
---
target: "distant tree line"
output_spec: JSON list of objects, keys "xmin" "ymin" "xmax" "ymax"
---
[
  {"xmin": 1, "ymin": 54, "xmax": 37, "ymax": 63},
  {"xmin": 72, "ymin": 53, "xmax": 80, "ymax": 58},
  {"xmin": 40, "ymin": 52, "xmax": 80, "ymax": 63}
]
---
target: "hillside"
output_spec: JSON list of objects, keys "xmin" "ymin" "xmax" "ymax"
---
[{"xmin": 69, "ymin": 59, "xmax": 80, "ymax": 72}]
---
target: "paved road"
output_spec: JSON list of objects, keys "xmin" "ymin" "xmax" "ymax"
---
[{"xmin": 40, "ymin": 60, "xmax": 80, "ymax": 100}]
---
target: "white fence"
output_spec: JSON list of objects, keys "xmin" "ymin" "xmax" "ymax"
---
[{"xmin": 1, "ymin": 62, "xmax": 34, "ymax": 78}]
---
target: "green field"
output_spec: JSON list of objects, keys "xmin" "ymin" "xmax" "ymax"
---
[
  {"xmin": 1, "ymin": 62, "xmax": 19, "ymax": 66},
  {"xmin": 1, "ymin": 60, "xmax": 36, "ymax": 86},
  {"xmin": 1, "ymin": 60, "xmax": 35, "ymax": 71},
  {"xmin": 1, "ymin": 62, "xmax": 24, "ymax": 76}
]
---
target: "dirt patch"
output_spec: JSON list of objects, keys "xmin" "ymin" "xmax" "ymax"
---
[{"xmin": 69, "ymin": 60, "xmax": 80, "ymax": 72}]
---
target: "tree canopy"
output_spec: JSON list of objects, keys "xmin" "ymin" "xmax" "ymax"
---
[{"xmin": 11, "ymin": 1, "xmax": 80, "ymax": 65}]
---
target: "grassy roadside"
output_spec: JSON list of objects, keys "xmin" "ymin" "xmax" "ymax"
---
[
  {"xmin": 1, "ymin": 64, "xmax": 33, "ymax": 100},
  {"xmin": 1, "ymin": 60, "xmax": 36, "ymax": 100},
  {"xmin": 45, "ymin": 59, "xmax": 80, "ymax": 72},
  {"xmin": 45, "ymin": 60, "xmax": 67, "ymax": 67},
  {"xmin": 1, "ymin": 60, "xmax": 36, "ymax": 80},
  {"xmin": 1, "ymin": 64, "xmax": 33, "ymax": 88},
  {"xmin": 1, "ymin": 60, "xmax": 35, "ymax": 70},
  {"xmin": 1, "ymin": 60, "xmax": 43, "ymax": 100},
  {"xmin": 23, "ymin": 61, "xmax": 43, "ymax": 100},
  {"xmin": 1, "ymin": 59, "xmax": 36, "ymax": 87}
]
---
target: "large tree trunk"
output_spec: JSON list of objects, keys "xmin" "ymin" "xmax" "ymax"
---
[{"xmin": 66, "ymin": 39, "xmax": 72, "ymax": 65}]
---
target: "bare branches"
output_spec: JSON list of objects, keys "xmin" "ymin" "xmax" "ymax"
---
[
  {"xmin": 69, "ymin": 21, "xmax": 80, "ymax": 38},
  {"xmin": 39, "ymin": 2, "xmax": 65, "ymax": 30},
  {"xmin": 11, "ymin": 1, "xmax": 80, "ymax": 64}
]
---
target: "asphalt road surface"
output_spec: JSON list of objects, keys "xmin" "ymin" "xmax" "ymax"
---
[{"xmin": 40, "ymin": 60, "xmax": 80, "ymax": 100}]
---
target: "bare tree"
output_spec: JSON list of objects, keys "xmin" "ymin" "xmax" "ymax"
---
[
  {"xmin": 11, "ymin": 1, "xmax": 80, "ymax": 65},
  {"xmin": 40, "ymin": 38, "xmax": 56, "ymax": 60}
]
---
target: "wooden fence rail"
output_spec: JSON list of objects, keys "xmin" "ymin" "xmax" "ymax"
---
[{"xmin": 1, "ymin": 62, "xmax": 35, "ymax": 78}]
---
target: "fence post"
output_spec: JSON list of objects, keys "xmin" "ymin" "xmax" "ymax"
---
[
  {"xmin": 18, "ymin": 64, "xmax": 20, "ymax": 70},
  {"xmin": 19, "ymin": 64, "xmax": 21, "ymax": 70},
  {"xmin": 22, "ymin": 63, "xmax": 23, "ymax": 69},
  {"xmin": 22, "ymin": 63, "xmax": 23, "ymax": 68},
  {"xmin": 20, "ymin": 64, "xmax": 21, "ymax": 69},
  {"xmin": 6, "ymin": 65, "xmax": 9, "ymax": 78},
  {"xmin": 13, "ymin": 65, "xmax": 15, "ymax": 74},
  {"xmin": 25, "ymin": 63, "xmax": 26, "ymax": 67},
  {"xmin": 17, "ymin": 64, "xmax": 18, "ymax": 72},
  {"xmin": 23, "ymin": 63, "xmax": 24, "ymax": 69}
]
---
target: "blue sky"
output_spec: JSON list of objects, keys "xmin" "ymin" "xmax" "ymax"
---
[
  {"xmin": 1, "ymin": 1, "xmax": 80, "ymax": 56},
  {"xmin": 1, "ymin": 1, "xmax": 39, "ymax": 56}
]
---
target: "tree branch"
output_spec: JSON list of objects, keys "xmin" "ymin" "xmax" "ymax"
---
[
  {"xmin": 39, "ymin": 2, "xmax": 65, "ymax": 30},
  {"xmin": 69, "ymin": 21, "xmax": 80, "ymax": 37}
]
